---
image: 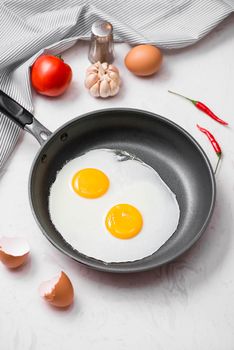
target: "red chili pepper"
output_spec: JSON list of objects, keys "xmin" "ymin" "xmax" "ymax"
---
[
  {"xmin": 197, "ymin": 124, "xmax": 222, "ymax": 174},
  {"xmin": 168, "ymin": 90, "xmax": 228, "ymax": 126}
]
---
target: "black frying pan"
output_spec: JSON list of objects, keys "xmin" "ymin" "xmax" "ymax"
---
[{"xmin": 0, "ymin": 90, "xmax": 215, "ymax": 273}]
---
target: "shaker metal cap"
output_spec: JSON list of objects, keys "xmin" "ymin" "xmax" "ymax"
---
[{"xmin": 91, "ymin": 20, "xmax": 113, "ymax": 37}]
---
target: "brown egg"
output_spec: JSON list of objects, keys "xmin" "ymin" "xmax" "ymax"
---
[
  {"xmin": 125, "ymin": 44, "xmax": 163, "ymax": 76},
  {"xmin": 0, "ymin": 237, "xmax": 30, "ymax": 268},
  {"xmin": 39, "ymin": 271, "xmax": 74, "ymax": 308}
]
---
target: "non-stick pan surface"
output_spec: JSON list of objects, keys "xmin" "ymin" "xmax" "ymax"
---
[{"xmin": 28, "ymin": 108, "xmax": 215, "ymax": 273}]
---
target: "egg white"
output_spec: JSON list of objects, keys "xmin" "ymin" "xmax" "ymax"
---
[{"xmin": 49, "ymin": 149, "xmax": 180, "ymax": 262}]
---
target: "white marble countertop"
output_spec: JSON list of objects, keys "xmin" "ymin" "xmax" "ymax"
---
[{"xmin": 0, "ymin": 14, "xmax": 234, "ymax": 350}]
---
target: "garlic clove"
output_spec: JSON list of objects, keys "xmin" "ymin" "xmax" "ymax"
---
[
  {"xmin": 89, "ymin": 81, "xmax": 100, "ymax": 97},
  {"xmin": 109, "ymin": 65, "xmax": 119, "ymax": 74},
  {"xmin": 86, "ymin": 68, "xmax": 97, "ymax": 76},
  {"xmin": 108, "ymin": 71, "xmax": 120, "ymax": 82},
  {"xmin": 97, "ymin": 62, "xmax": 105, "ymax": 76},
  {"xmin": 100, "ymin": 80, "xmax": 111, "ymax": 98},
  {"xmin": 86, "ymin": 63, "xmax": 99, "ymax": 75},
  {"xmin": 101, "ymin": 62, "xmax": 108, "ymax": 71},
  {"xmin": 109, "ymin": 79, "xmax": 120, "ymax": 96},
  {"xmin": 84, "ymin": 73, "xmax": 99, "ymax": 89}
]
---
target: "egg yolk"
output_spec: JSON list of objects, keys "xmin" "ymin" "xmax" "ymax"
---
[
  {"xmin": 72, "ymin": 168, "xmax": 109, "ymax": 198},
  {"xmin": 105, "ymin": 204, "xmax": 143, "ymax": 239}
]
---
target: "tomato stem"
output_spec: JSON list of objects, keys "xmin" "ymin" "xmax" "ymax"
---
[{"xmin": 55, "ymin": 54, "xmax": 64, "ymax": 62}]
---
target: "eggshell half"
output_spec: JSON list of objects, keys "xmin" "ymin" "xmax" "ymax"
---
[
  {"xmin": 0, "ymin": 237, "xmax": 30, "ymax": 268},
  {"xmin": 39, "ymin": 271, "xmax": 74, "ymax": 308},
  {"xmin": 125, "ymin": 44, "xmax": 163, "ymax": 76}
]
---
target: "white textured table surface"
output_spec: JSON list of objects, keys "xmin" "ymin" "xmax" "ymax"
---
[{"xmin": 1, "ymin": 15, "xmax": 234, "ymax": 350}]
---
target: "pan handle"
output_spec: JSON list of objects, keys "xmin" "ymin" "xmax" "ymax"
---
[{"xmin": 0, "ymin": 90, "xmax": 52, "ymax": 145}]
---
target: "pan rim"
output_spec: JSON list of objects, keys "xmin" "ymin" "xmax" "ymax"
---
[{"xmin": 28, "ymin": 107, "xmax": 216, "ymax": 273}]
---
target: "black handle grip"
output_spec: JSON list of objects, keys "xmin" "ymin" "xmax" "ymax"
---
[{"xmin": 0, "ymin": 90, "xmax": 33, "ymax": 128}]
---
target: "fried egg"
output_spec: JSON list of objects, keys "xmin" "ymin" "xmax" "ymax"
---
[{"xmin": 48, "ymin": 149, "xmax": 180, "ymax": 262}]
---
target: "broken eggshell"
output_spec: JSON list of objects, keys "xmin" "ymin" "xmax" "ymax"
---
[
  {"xmin": 39, "ymin": 271, "xmax": 74, "ymax": 308},
  {"xmin": 0, "ymin": 236, "xmax": 30, "ymax": 268}
]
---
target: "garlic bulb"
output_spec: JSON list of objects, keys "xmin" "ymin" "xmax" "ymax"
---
[{"xmin": 85, "ymin": 61, "xmax": 120, "ymax": 98}]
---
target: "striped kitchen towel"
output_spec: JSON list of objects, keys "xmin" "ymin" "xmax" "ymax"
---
[{"xmin": 0, "ymin": 0, "xmax": 233, "ymax": 169}]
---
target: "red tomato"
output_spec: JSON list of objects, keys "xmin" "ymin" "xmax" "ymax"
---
[{"xmin": 31, "ymin": 55, "xmax": 72, "ymax": 97}]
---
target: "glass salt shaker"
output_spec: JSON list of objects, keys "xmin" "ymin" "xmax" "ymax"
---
[{"xmin": 88, "ymin": 20, "xmax": 115, "ymax": 64}]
